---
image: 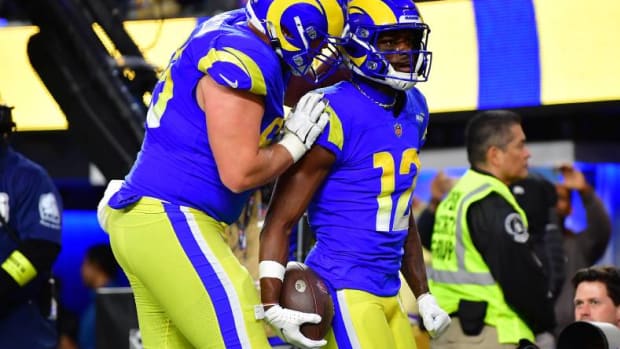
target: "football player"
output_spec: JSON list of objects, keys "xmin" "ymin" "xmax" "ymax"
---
[
  {"xmin": 97, "ymin": 0, "xmax": 346, "ymax": 348},
  {"xmin": 258, "ymin": 0, "xmax": 451, "ymax": 348}
]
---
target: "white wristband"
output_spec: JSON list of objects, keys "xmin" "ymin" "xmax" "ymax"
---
[
  {"xmin": 259, "ymin": 260, "xmax": 286, "ymax": 281},
  {"xmin": 278, "ymin": 132, "xmax": 306, "ymax": 163}
]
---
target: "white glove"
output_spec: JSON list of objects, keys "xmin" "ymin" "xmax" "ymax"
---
[
  {"xmin": 417, "ymin": 293, "xmax": 451, "ymax": 338},
  {"xmin": 278, "ymin": 92, "xmax": 329, "ymax": 162},
  {"xmin": 264, "ymin": 305, "xmax": 327, "ymax": 349}
]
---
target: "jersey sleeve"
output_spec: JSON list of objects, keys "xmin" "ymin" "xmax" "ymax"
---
[
  {"xmin": 193, "ymin": 33, "xmax": 271, "ymax": 96},
  {"xmin": 419, "ymin": 110, "xmax": 430, "ymax": 148},
  {"xmin": 312, "ymin": 84, "xmax": 353, "ymax": 162},
  {"xmin": 13, "ymin": 166, "xmax": 62, "ymax": 244},
  {"xmin": 314, "ymin": 103, "xmax": 345, "ymax": 162},
  {"xmin": 407, "ymin": 88, "xmax": 430, "ymax": 149}
]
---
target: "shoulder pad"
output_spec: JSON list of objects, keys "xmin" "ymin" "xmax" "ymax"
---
[{"xmin": 196, "ymin": 34, "xmax": 275, "ymax": 96}]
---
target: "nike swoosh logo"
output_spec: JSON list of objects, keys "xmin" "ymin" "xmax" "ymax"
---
[{"xmin": 219, "ymin": 73, "xmax": 238, "ymax": 88}]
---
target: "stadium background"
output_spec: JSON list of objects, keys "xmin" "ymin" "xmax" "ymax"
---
[{"xmin": 1, "ymin": 0, "xmax": 619, "ymax": 346}]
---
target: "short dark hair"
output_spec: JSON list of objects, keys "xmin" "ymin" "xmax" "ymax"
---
[
  {"xmin": 465, "ymin": 110, "xmax": 522, "ymax": 167},
  {"xmin": 572, "ymin": 265, "xmax": 620, "ymax": 306},
  {"xmin": 85, "ymin": 243, "xmax": 119, "ymax": 279}
]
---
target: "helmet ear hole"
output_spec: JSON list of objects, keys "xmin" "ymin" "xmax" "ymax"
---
[
  {"xmin": 281, "ymin": 25, "xmax": 293, "ymax": 40},
  {"xmin": 246, "ymin": 0, "xmax": 347, "ymax": 83}
]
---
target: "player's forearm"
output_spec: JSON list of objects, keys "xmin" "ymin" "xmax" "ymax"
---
[
  {"xmin": 259, "ymin": 200, "xmax": 302, "ymax": 304},
  {"xmin": 259, "ymin": 275, "xmax": 286, "ymax": 307},
  {"xmin": 401, "ymin": 217, "xmax": 430, "ymax": 298},
  {"xmin": 402, "ymin": 254, "xmax": 430, "ymax": 298},
  {"xmin": 258, "ymin": 147, "xmax": 332, "ymax": 304},
  {"xmin": 260, "ymin": 225, "xmax": 294, "ymax": 267},
  {"xmin": 219, "ymin": 145, "xmax": 293, "ymax": 193},
  {"xmin": 259, "ymin": 225, "xmax": 292, "ymax": 305}
]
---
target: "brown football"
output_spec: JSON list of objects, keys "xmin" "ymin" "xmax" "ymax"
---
[{"xmin": 279, "ymin": 262, "xmax": 334, "ymax": 340}]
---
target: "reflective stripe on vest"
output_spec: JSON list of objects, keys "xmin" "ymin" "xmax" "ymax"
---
[{"xmin": 429, "ymin": 182, "xmax": 495, "ymax": 285}]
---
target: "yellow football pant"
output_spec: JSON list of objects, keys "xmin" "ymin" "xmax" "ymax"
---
[
  {"xmin": 101, "ymin": 197, "xmax": 271, "ymax": 349},
  {"xmin": 325, "ymin": 288, "xmax": 418, "ymax": 349}
]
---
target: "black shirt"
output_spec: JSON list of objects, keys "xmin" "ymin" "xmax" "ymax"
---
[
  {"xmin": 467, "ymin": 171, "xmax": 556, "ymax": 333},
  {"xmin": 511, "ymin": 173, "xmax": 565, "ymax": 300}
]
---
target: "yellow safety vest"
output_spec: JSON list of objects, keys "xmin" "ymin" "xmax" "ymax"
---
[{"xmin": 428, "ymin": 169, "xmax": 534, "ymax": 344}]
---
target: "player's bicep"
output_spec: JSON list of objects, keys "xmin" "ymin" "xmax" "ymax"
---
[{"xmin": 199, "ymin": 75, "xmax": 264, "ymax": 175}]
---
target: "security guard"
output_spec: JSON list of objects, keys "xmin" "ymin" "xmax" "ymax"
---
[
  {"xmin": 0, "ymin": 104, "xmax": 62, "ymax": 348},
  {"xmin": 429, "ymin": 110, "xmax": 555, "ymax": 348}
]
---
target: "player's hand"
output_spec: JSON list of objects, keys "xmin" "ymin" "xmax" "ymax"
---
[
  {"xmin": 285, "ymin": 92, "xmax": 329, "ymax": 148},
  {"xmin": 417, "ymin": 293, "xmax": 451, "ymax": 338},
  {"xmin": 278, "ymin": 92, "xmax": 329, "ymax": 162},
  {"xmin": 264, "ymin": 304, "xmax": 327, "ymax": 349}
]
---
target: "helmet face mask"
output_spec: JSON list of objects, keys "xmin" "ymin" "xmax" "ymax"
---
[
  {"xmin": 345, "ymin": 0, "xmax": 432, "ymax": 90},
  {"xmin": 246, "ymin": 0, "xmax": 347, "ymax": 83}
]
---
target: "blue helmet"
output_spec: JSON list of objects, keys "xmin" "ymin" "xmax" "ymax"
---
[
  {"xmin": 246, "ymin": 0, "xmax": 347, "ymax": 83},
  {"xmin": 344, "ymin": 0, "xmax": 432, "ymax": 90}
]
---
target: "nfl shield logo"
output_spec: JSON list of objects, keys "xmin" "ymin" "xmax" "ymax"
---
[{"xmin": 394, "ymin": 123, "xmax": 403, "ymax": 137}]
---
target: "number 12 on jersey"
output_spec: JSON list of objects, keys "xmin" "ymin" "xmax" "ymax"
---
[{"xmin": 373, "ymin": 148, "xmax": 420, "ymax": 232}]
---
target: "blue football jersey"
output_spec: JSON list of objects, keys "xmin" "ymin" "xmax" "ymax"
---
[
  {"xmin": 305, "ymin": 78, "xmax": 429, "ymax": 296},
  {"xmin": 110, "ymin": 9, "xmax": 288, "ymax": 224}
]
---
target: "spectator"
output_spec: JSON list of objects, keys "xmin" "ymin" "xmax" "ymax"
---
[
  {"xmin": 511, "ymin": 173, "xmax": 565, "ymax": 302},
  {"xmin": 0, "ymin": 103, "xmax": 63, "ymax": 348},
  {"xmin": 572, "ymin": 265, "xmax": 620, "ymax": 327},
  {"xmin": 429, "ymin": 110, "xmax": 555, "ymax": 348},
  {"xmin": 418, "ymin": 171, "xmax": 455, "ymax": 249},
  {"xmin": 554, "ymin": 163, "xmax": 612, "ymax": 335},
  {"xmin": 555, "ymin": 266, "xmax": 620, "ymax": 349},
  {"xmin": 510, "ymin": 173, "xmax": 565, "ymax": 348},
  {"xmin": 77, "ymin": 243, "xmax": 121, "ymax": 349}
]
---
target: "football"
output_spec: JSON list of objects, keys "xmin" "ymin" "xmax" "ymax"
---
[{"xmin": 280, "ymin": 262, "xmax": 334, "ymax": 340}]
